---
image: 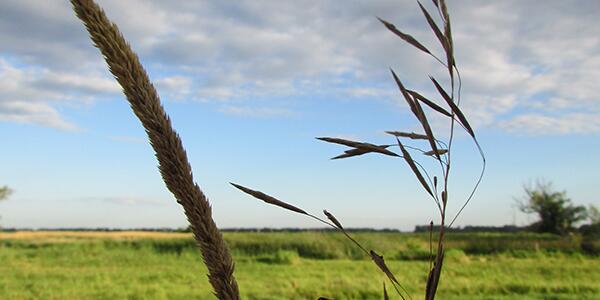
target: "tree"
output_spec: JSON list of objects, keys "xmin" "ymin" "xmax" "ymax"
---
[
  {"xmin": 0, "ymin": 186, "xmax": 12, "ymax": 201},
  {"xmin": 518, "ymin": 181, "xmax": 587, "ymax": 235},
  {"xmin": 588, "ymin": 205, "xmax": 600, "ymax": 224},
  {"xmin": 0, "ymin": 186, "xmax": 12, "ymax": 226}
]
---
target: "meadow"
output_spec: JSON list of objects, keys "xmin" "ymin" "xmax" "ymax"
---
[{"xmin": 1, "ymin": 231, "xmax": 599, "ymax": 299}]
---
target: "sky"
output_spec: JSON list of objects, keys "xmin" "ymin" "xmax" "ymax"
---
[{"xmin": 0, "ymin": 0, "xmax": 599, "ymax": 230}]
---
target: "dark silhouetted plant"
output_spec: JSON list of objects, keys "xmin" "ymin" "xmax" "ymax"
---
[{"xmin": 234, "ymin": 1, "xmax": 485, "ymax": 299}]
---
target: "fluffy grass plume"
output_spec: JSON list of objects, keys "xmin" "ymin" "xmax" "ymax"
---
[{"xmin": 70, "ymin": 1, "xmax": 239, "ymax": 298}]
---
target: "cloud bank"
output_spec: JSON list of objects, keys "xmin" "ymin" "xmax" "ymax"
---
[{"xmin": 1, "ymin": 0, "xmax": 598, "ymax": 134}]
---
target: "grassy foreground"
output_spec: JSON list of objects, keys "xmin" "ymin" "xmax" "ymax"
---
[{"xmin": 1, "ymin": 231, "xmax": 599, "ymax": 299}]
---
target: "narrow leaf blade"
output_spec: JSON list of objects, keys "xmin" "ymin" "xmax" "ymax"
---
[
  {"xmin": 370, "ymin": 250, "xmax": 399, "ymax": 285},
  {"xmin": 424, "ymin": 149, "xmax": 447, "ymax": 156},
  {"xmin": 430, "ymin": 76, "xmax": 475, "ymax": 137},
  {"xmin": 390, "ymin": 69, "xmax": 419, "ymax": 118},
  {"xmin": 317, "ymin": 137, "xmax": 398, "ymax": 157},
  {"xmin": 377, "ymin": 17, "xmax": 431, "ymax": 54},
  {"xmin": 383, "ymin": 282, "xmax": 390, "ymax": 300},
  {"xmin": 418, "ymin": 1, "xmax": 448, "ymax": 53},
  {"xmin": 385, "ymin": 131, "xmax": 429, "ymax": 140},
  {"xmin": 397, "ymin": 139, "xmax": 434, "ymax": 197},
  {"xmin": 408, "ymin": 90, "xmax": 452, "ymax": 117},
  {"xmin": 323, "ymin": 210, "xmax": 344, "ymax": 230},
  {"xmin": 230, "ymin": 183, "xmax": 308, "ymax": 215},
  {"xmin": 332, "ymin": 145, "xmax": 391, "ymax": 160},
  {"xmin": 413, "ymin": 99, "xmax": 440, "ymax": 159}
]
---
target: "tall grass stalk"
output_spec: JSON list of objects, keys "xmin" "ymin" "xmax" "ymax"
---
[
  {"xmin": 234, "ymin": 1, "xmax": 485, "ymax": 299},
  {"xmin": 70, "ymin": 0, "xmax": 239, "ymax": 298}
]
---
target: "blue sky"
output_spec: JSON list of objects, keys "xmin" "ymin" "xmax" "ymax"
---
[{"xmin": 0, "ymin": 0, "xmax": 599, "ymax": 230}]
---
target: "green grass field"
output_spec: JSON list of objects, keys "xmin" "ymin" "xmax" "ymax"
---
[{"xmin": 1, "ymin": 231, "xmax": 599, "ymax": 299}]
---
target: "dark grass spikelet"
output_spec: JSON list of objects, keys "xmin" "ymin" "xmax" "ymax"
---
[
  {"xmin": 385, "ymin": 131, "xmax": 429, "ymax": 140},
  {"xmin": 230, "ymin": 183, "xmax": 308, "ymax": 215},
  {"xmin": 323, "ymin": 210, "xmax": 344, "ymax": 230},
  {"xmin": 70, "ymin": 0, "xmax": 239, "ymax": 298}
]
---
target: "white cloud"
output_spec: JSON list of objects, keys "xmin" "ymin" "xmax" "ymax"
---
[
  {"xmin": 0, "ymin": 0, "xmax": 599, "ymax": 134},
  {"xmin": 0, "ymin": 58, "xmax": 119, "ymax": 130},
  {"xmin": 154, "ymin": 75, "xmax": 192, "ymax": 100},
  {"xmin": 0, "ymin": 101, "xmax": 78, "ymax": 131},
  {"xmin": 498, "ymin": 113, "xmax": 600, "ymax": 135}
]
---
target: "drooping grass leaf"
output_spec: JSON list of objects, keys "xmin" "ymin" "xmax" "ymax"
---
[
  {"xmin": 370, "ymin": 250, "xmax": 400, "ymax": 286},
  {"xmin": 413, "ymin": 99, "xmax": 441, "ymax": 159},
  {"xmin": 396, "ymin": 138, "xmax": 434, "ymax": 197},
  {"xmin": 390, "ymin": 69, "xmax": 418, "ymax": 116},
  {"xmin": 332, "ymin": 145, "xmax": 392, "ymax": 160},
  {"xmin": 418, "ymin": 1, "xmax": 447, "ymax": 53},
  {"xmin": 323, "ymin": 210, "xmax": 344, "ymax": 230},
  {"xmin": 440, "ymin": 0, "xmax": 454, "ymax": 77},
  {"xmin": 317, "ymin": 137, "xmax": 399, "ymax": 157},
  {"xmin": 383, "ymin": 282, "xmax": 390, "ymax": 300},
  {"xmin": 424, "ymin": 149, "xmax": 447, "ymax": 156},
  {"xmin": 385, "ymin": 131, "xmax": 428, "ymax": 140},
  {"xmin": 407, "ymin": 89, "xmax": 451, "ymax": 117},
  {"xmin": 429, "ymin": 76, "xmax": 475, "ymax": 137},
  {"xmin": 378, "ymin": 17, "xmax": 431, "ymax": 55},
  {"xmin": 230, "ymin": 183, "xmax": 307, "ymax": 215}
]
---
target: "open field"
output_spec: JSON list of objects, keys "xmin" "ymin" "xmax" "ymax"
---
[{"xmin": 1, "ymin": 231, "xmax": 599, "ymax": 299}]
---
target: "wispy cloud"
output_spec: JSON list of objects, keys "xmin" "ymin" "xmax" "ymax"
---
[
  {"xmin": 154, "ymin": 75, "xmax": 192, "ymax": 100},
  {"xmin": 0, "ymin": 58, "xmax": 119, "ymax": 131},
  {"xmin": 219, "ymin": 105, "xmax": 294, "ymax": 118},
  {"xmin": 0, "ymin": 101, "xmax": 78, "ymax": 131},
  {"xmin": 498, "ymin": 113, "xmax": 600, "ymax": 135}
]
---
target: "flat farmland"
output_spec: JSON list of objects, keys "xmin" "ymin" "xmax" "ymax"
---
[{"xmin": 1, "ymin": 231, "xmax": 599, "ymax": 299}]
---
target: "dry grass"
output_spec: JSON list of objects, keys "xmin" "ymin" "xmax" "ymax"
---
[{"xmin": 70, "ymin": 0, "xmax": 239, "ymax": 298}]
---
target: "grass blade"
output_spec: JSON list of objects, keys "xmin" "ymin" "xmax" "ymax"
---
[
  {"xmin": 412, "ymin": 99, "xmax": 440, "ymax": 159},
  {"xmin": 332, "ymin": 145, "xmax": 392, "ymax": 160},
  {"xmin": 370, "ymin": 250, "xmax": 410, "ymax": 299},
  {"xmin": 407, "ymin": 90, "xmax": 451, "ymax": 117},
  {"xmin": 370, "ymin": 250, "xmax": 399, "ymax": 286},
  {"xmin": 377, "ymin": 17, "xmax": 431, "ymax": 55},
  {"xmin": 323, "ymin": 210, "xmax": 344, "ymax": 230},
  {"xmin": 385, "ymin": 131, "xmax": 428, "ymax": 140},
  {"xmin": 417, "ymin": 1, "xmax": 447, "ymax": 53},
  {"xmin": 383, "ymin": 282, "xmax": 390, "ymax": 300},
  {"xmin": 440, "ymin": 0, "xmax": 454, "ymax": 76},
  {"xmin": 390, "ymin": 69, "xmax": 418, "ymax": 116},
  {"xmin": 396, "ymin": 138, "xmax": 434, "ymax": 197},
  {"xmin": 429, "ymin": 76, "xmax": 475, "ymax": 137},
  {"xmin": 230, "ymin": 183, "xmax": 308, "ymax": 215},
  {"xmin": 425, "ymin": 267, "xmax": 435, "ymax": 300},
  {"xmin": 317, "ymin": 137, "xmax": 399, "ymax": 157},
  {"xmin": 424, "ymin": 149, "xmax": 447, "ymax": 156}
]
